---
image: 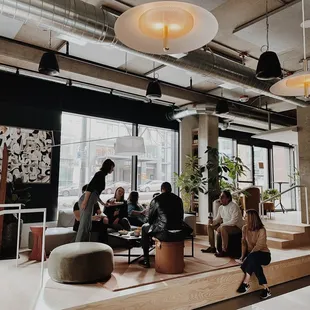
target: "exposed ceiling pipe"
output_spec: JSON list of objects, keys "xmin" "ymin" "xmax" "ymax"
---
[
  {"xmin": 0, "ymin": 0, "xmax": 307, "ymax": 108},
  {"xmin": 167, "ymin": 104, "xmax": 284, "ymax": 130}
]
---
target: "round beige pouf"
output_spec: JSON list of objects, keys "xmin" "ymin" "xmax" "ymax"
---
[{"xmin": 48, "ymin": 242, "xmax": 114, "ymax": 283}]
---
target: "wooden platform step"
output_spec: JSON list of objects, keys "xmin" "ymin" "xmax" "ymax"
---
[
  {"xmin": 266, "ymin": 229, "xmax": 304, "ymax": 241},
  {"xmin": 267, "ymin": 236, "xmax": 294, "ymax": 249},
  {"xmin": 264, "ymin": 222, "xmax": 310, "ymax": 233}
]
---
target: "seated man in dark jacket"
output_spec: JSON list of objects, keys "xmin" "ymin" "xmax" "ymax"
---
[{"xmin": 139, "ymin": 182, "xmax": 188, "ymax": 268}]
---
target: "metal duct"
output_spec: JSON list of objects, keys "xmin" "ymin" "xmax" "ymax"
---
[
  {"xmin": 168, "ymin": 105, "xmax": 283, "ymax": 130},
  {"xmin": 0, "ymin": 0, "xmax": 307, "ymax": 107}
]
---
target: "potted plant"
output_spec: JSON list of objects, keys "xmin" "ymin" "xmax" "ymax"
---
[
  {"xmin": 262, "ymin": 188, "xmax": 279, "ymax": 214},
  {"xmin": 174, "ymin": 155, "xmax": 207, "ymax": 213},
  {"xmin": 205, "ymin": 146, "xmax": 249, "ymax": 206}
]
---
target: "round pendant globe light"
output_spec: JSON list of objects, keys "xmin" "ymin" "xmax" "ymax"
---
[
  {"xmin": 270, "ymin": 0, "xmax": 310, "ymax": 98},
  {"xmin": 114, "ymin": 1, "xmax": 218, "ymax": 55},
  {"xmin": 38, "ymin": 52, "xmax": 59, "ymax": 76}
]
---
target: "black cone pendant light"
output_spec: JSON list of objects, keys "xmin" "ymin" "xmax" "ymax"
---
[
  {"xmin": 215, "ymin": 88, "xmax": 229, "ymax": 114},
  {"xmin": 146, "ymin": 62, "xmax": 162, "ymax": 99},
  {"xmin": 146, "ymin": 80, "xmax": 162, "ymax": 98},
  {"xmin": 39, "ymin": 52, "xmax": 59, "ymax": 76},
  {"xmin": 215, "ymin": 99, "xmax": 229, "ymax": 114},
  {"xmin": 256, "ymin": 50, "xmax": 282, "ymax": 80},
  {"xmin": 38, "ymin": 30, "xmax": 59, "ymax": 76},
  {"xmin": 256, "ymin": 0, "xmax": 282, "ymax": 80}
]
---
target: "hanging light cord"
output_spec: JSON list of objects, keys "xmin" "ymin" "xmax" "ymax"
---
[
  {"xmin": 266, "ymin": 0, "xmax": 270, "ymax": 51},
  {"xmin": 302, "ymin": 0, "xmax": 306, "ymax": 61},
  {"xmin": 49, "ymin": 30, "xmax": 52, "ymax": 49}
]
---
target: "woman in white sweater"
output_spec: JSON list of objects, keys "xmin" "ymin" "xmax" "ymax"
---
[{"xmin": 237, "ymin": 209, "xmax": 271, "ymax": 300}]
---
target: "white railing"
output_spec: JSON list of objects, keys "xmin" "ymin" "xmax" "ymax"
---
[
  {"xmin": 0, "ymin": 204, "xmax": 46, "ymax": 287},
  {"xmin": 258, "ymin": 185, "xmax": 309, "ymax": 225}
]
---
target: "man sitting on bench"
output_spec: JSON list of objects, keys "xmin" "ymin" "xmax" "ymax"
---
[{"xmin": 202, "ymin": 190, "xmax": 243, "ymax": 257}]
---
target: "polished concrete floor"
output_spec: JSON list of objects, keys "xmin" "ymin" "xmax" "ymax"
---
[{"xmin": 198, "ymin": 276, "xmax": 310, "ymax": 310}]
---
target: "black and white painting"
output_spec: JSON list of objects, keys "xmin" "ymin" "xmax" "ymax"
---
[{"xmin": 0, "ymin": 125, "xmax": 54, "ymax": 183}]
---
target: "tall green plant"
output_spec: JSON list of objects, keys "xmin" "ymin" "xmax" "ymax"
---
[
  {"xmin": 205, "ymin": 146, "xmax": 249, "ymax": 193},
  {"xmin": 174, "ymin": 155, "xmax": 207, "ymax": 212}
]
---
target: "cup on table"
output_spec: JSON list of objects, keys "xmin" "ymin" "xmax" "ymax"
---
[{"xmin": 134, "ymin": 230, "xmax": 140, "ymax": 237}]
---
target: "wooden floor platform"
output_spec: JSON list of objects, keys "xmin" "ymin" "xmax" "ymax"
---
[{"xmin": 67, "ymin": 245, "xmax": 310, "ymax": 310}]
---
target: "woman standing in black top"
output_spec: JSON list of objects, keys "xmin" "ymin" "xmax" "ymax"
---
[{"xmin": 75, "ymin": 159, "xmax": 115, "ymax": 242}]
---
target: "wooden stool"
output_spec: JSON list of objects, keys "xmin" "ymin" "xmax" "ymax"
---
[
  {"xmin": 154, "ymin": 239, "xmax": 184, "ymax": 274},
  {"xmin": 29, "ymin": 226, "xmax": 47, "ymax": 261}
]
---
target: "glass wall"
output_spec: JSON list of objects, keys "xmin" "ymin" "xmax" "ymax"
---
[
  {"xmin": 237, "ymin": 144, "xmax": 253, "ymax": 188},
  {"xmin": 273, "ymin": 145, "xmax": 295, "ymax": 211},
  {"xmin": 137, "ymin": 125, "xmax": 178, "ymax": 205},
  {"xmin": 218, "ymin": 136, "xmax": 296, "ymax": 210},
  {"xmin": 254, "ymin": 147, "xmax": 269, "ymax": 191},
  {"xmin": 58, "ymin": 113, "xmax": 178, "ymax": 210}
]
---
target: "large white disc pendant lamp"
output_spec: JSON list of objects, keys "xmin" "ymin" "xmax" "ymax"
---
[
  {"xmin": 115, "ymin": 136, "xmax": 145, "ymax": 156},
  {"xmin": 114, "ymin": 1, "xmax": 218, "ymax": 55},
  {"xmin": 270, "ymin": 0, "xmax": 310, "ymax": 98}
]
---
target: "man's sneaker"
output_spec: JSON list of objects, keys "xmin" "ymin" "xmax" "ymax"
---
[
  {"xmin": 138, "ymin": 259, "xmax": 150, "ymax": 268},
  {"xmin": 260, "ymin": 288, "xmax": 271, "ymax": 299},
  {"xmin": 237, "ymin": 282, "xmax": 250, "ymax": 293},
  {"xmin": 201, "ymin": 247, "xmax": 216, "ymax": 253}
]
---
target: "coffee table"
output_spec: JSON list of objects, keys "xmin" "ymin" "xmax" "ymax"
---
[
  {"xmin": 108, "ymin": 232, "xmax": 194, "ymax": 264},
  {"xmin": 108, "ymin": 231, "xmax": 152, "ymax": 264}
]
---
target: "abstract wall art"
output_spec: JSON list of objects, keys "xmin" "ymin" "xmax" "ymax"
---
[{"xmin": 0, "ymin": 125, "xmax": 54, "ymax": 183}]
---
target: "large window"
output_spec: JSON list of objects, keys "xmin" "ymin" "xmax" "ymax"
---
[
  {"xmin": 237, "ymin": 144, "xmax": 253, "ymax": 188},
  {"xmin": 58, "ymin": 113, "xmax": 178, "ymax": 210},
  {"xmin": 137, "ymin": 125, "xmax": 178, "ymax": 205},
  {"xmin": 58, "ymin": 113, "xmax": 133, "ymax": 210},
  {"xmin": 254, "ymin": 147, "xmax": 269, "ymax": 191},
  {"xmin": 273, "ymin": 145, "xmax": 295, "ymax": 211}
]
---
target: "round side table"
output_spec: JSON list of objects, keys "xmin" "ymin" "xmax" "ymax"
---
[{"xmin": 29, "ymin": 226, "xmax": 47, "ymax": 261}]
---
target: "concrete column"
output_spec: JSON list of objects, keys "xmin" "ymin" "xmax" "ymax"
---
[
  {"xmin": 179, "ymin": 116, "xmax": 198, "ymax": 172},
  {"xmin": 297, "ymin": 107, "xmax": 310, "ymax": 224},
  {"xmin": 198, "ymin": 115, "xmax": 219, "ymax": 224}
]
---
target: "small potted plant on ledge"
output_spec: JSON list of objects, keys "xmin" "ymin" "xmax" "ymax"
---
[{"xmin": 262, "ymin": 188, "xmax": 279, "ymax": 216}]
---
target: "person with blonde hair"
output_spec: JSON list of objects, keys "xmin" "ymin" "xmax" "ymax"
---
[{"xmin": 237, "ymin": 209, "xmax": 271, "ymax": 300}]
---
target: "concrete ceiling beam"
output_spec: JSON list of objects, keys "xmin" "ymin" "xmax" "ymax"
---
[{"xmin": 0, "ymin": 38, "xmax": 208, "ymax": 105}]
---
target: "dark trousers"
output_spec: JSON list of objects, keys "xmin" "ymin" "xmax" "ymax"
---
[
  {"xmin": 241, "ymin": 251, "xmax": 271, "ymax": 285},
  {"xmin": 128, "ymin": 216, "xmax": 146, "ymax": 227},
  {"xmin": 141, "ymin": 223, "xmax": 186, "ymax": 259},
  {"xmin": 91, "ymin": 220, "xmax": 108, "ymax": 243},
  {"xmin": 108, "ymin": 217, "xmax": 131, "ymax": 231}
]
